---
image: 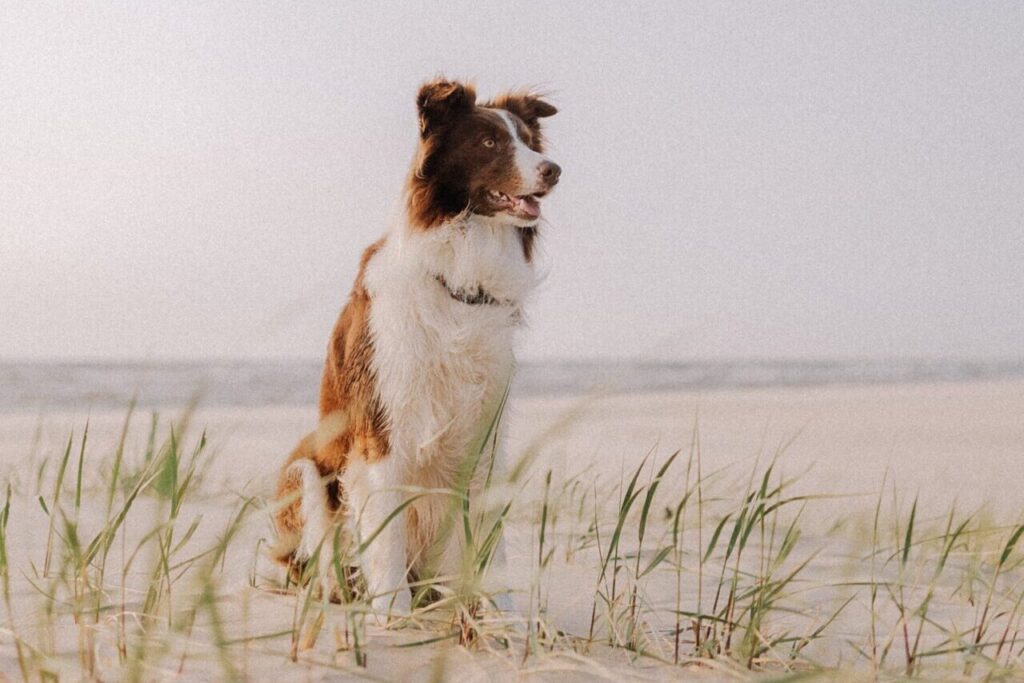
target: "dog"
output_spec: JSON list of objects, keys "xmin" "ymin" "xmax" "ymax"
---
[{"xmin": 271, "ymin": 77, "xmax": 560, "ymax": 621}]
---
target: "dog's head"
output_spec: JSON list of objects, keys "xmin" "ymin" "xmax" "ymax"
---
[{"xmin": 407, "ymin": 78, "xmax": 560, "ymax": 230}]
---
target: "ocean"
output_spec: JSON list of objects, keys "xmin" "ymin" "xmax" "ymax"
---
[{"xmin": 1, "ymin": 358, "xmax": 1021, "ymax": 414}]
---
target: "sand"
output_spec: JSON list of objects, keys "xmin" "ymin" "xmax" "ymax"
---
[
  {"xmin": 511, "ymin": 377, "xmax": 1024, "ymax": 515},
  {"xmin": 6, "ymin": 377, "xmax": 1022, "ymax": 510},
  {"xmin": 0, "ymin": 377, "xmax": 1022, "ymax": 679}
]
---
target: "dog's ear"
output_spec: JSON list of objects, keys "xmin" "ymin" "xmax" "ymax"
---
[
  {"xmin": 491, "ymin": 91, "xmax": 557, "ymax": 128},
  {"xmin": 417, "ymin": 78, "xmax": 476, "ymax": 138},
  {"xmin": 489, "ymin": 90, "xmax": 556, "ymax": 152}
]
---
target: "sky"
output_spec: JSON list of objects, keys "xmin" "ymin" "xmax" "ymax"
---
[{"xmin": 2, "ymin": 2, "xmax": 1022, "ymax": 362}]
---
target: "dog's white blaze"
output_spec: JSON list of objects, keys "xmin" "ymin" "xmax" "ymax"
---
[
  {"xmin": 497, "ymin": 109, "xmax": 548, "ymax": 194},
  {"xmin": 345, "ymin": 212, "xmax": 537, "ymax": 613}
]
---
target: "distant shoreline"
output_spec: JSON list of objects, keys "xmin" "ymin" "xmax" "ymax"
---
[{"xmin": 1, "ymin": 358, "xmax": 1022, "ymax": 413}]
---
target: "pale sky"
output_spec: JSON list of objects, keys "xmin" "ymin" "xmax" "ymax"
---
[{"xmin": 2, "ymin": 2, "xmax": 1022, "ymax": 361}]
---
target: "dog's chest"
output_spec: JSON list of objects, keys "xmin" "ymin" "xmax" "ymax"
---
[{"xmin": 365, "ymin": 223, "xmax": 533, "ymax": 474}]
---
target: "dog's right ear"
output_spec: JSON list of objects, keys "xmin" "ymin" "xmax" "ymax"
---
[{"xmin": 417, "ymin": 79, "xmax": 476, "ymax": 138}]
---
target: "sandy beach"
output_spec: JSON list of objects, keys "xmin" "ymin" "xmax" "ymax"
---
[
  {"xmin": 5, "ymin": 376, "xmax": 1021, "ymax": 513},
  {"xmin": 0, "ymin": 377, "xmax": 1022, "ymax": 680},
  {"xmin": 512, "ymin": 377, "xmax": 1024, "ymax": 515}
]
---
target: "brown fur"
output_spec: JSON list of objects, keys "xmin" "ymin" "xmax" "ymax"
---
[
  {"xmin": 272, "ymin": 239, "xmax": 388, "ymax": 567},
  {"xmin": 318, "ymin": 238, "xmax": 391, "ymax": 467},
  {"xmin": 518, "ymin": 226, "xmax": 537, "ymax": 262}
]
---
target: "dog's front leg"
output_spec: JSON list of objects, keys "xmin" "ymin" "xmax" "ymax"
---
[
  {"xmin": 346, "ymin": 457, "xmax": 412, "ymax": 623},
  {"xmin": 431, "ymin": 489, "xmax": 516, "ymax": 615}
]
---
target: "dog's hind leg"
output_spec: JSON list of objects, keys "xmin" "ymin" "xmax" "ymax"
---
[
  {"xmin": 271, "ymin": 436, "xmax": 313, "ymax": 565},
  {"xmin": 271, "ymin": 433, "xmax": 337, "ymax": 583}
]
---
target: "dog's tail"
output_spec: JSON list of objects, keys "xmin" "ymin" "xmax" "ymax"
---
[{"xmin": 270, "ymin": 433, "xmax": 333, "ymax": 566}]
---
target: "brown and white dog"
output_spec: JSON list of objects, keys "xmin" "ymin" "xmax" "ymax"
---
[{"xmin": 272, "ymin": 78, "xmax": 560, "ymax": 620}]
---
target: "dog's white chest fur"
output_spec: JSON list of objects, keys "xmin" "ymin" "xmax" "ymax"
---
[
  {"xmin": 365, "ymin": 217, "xmax": 537, "ymax": 477},
  {"xmin": 354, "ymin": 217, "xmax": 536, "ymax": 575}
]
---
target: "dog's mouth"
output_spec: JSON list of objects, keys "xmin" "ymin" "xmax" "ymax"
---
[{"xmin": 486, "ymin": 190, "xmax": 547, "ymax": 221}]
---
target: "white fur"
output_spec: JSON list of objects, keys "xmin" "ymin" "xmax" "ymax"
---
[
  {"xmin": 287, "ymin": 458, "xmax": 339, "ymax": 599},
  {"xmin": 342, "ymin": 455, "xmax": 413, "ymax": 618},
  {"xmin": 346, "ymin": 211, "xmax": 537, "ymax": 617},
  {"xmin": 497, "ymin": 109, "xmax": 549, "ymax": 196},
  {"xmin": 289, "ymin": 458, "xmax": 331, "ymax": 561}
]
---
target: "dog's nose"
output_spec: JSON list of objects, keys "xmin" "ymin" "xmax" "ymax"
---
[{"xmin": 539, "ymin": 160, "xmax": 561, "ymax": 186}]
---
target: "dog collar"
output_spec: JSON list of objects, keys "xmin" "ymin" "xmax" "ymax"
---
[{"xmin": 434, "ymin": 274, "xmax": 515, "ymax": 307}]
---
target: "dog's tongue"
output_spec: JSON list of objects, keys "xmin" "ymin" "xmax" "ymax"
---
[{"xmin": 514, "ymin": 195, "xmax": 541, "ymax": 219}]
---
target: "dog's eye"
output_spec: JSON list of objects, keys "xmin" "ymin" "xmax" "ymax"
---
[{"xmin": 482, "ymin": 138, "xmax": 496, "ymax": 148}]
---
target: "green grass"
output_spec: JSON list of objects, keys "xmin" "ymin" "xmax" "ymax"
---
[{"xmin": 0, "ymin": 402, "xmax": 1023, "ymax": 681}]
